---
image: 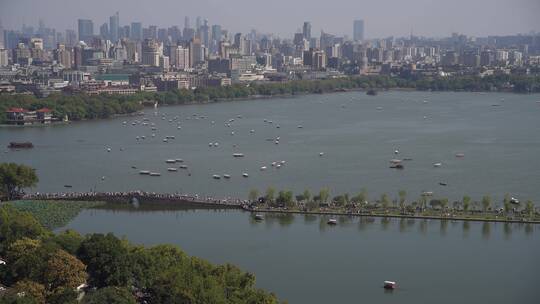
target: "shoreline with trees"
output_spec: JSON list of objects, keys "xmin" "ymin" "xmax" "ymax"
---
[
  {"xmin": 244, "ymin": 188, "xmax": 539, "ymax": 224},
  {"xmin": 2, "ymin": 74, "xmax": 540, "ymax": 125}
]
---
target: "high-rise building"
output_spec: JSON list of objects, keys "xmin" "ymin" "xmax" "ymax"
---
[
  {"xmin": 54, "ymin": 44, "xmax": 72, "ymax": 68},
  {"xmin": 303, "ymin": 22, "xmax": 311, "ymax": 41},
  {"xmin": 200, "ymin": 20, "xmax": 210, "ymax": 47},
  {"xmin": 211, "ymin": 25, "xmax": 222, "ymax": 43},
  {"xmin": 142, "ymin": 38, "xmax": 161, "ymax": 66},
  {"xmin": 184, "ymin": 17, "xmax": 190, "ymax": 29},
  {"xmin": 65, "ymin": 30, "xmax": 77, "ymax": 47},
  {"xmin": 171, "ymin": 45, "xmax": 190, "ymax": 70},
  {"xmin": 196, "ymin": 17, "xmax": 202, "ymax": 31},
  {"xmin": 189, "ymin": 38, "xmax": 204, "ymax": 66},
  {"xmin": 78, "ymin": 19, "xmax": 94, "ymax": 42},
  {"xmin": 353, "ymin": 19, "xmax": 365, "ymax": 42},
  {"xmin": 0, "ymin": 19, "xmax": 4, "ymax": 48},
  {"xmin": 109, "ymin": 12, "xmax": 119, "ymax": 42},
  {"xmin": 100, "ymin": 23, "xmax": 109, "ymax": 39},
  {"xmin": 0, "ymin": 49, "xmax": 9, "ymax": 67},
  {"xmin": 130, "ymin": 22, "xmax": 142, "ymax": 41}
]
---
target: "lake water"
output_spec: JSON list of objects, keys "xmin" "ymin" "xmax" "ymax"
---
[
  {"xmin": 61, "ymin": 207, "xmax": 540, "ymax": 304},
  {"xmin": 2, "ymin": 91, "xmax": 540, "ymax": 204},
  {"xmin": 4, "ymin": 91, "xmax": 540, "ymax": 302}
]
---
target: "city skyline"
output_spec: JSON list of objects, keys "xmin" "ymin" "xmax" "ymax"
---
[{"xmin": 1, "ymin": 0, "xmax": 540, "ymax": 39}]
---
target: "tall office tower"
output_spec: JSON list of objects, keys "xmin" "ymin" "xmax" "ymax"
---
[
  {"xmin": 54, "ymin": 44, "xmax": 72, "ymax": 68},
  {"xmin": 353, "ymin": 19, "xmax": 365, "ymax": 42},
  {"xmin": 109, "ymin": 12, "xmax": 119, "ymax": 42},
  {"xmin": 183, "ymin": 27, "xmax": 195, "ymax": 41},
  {"xmin": 131, "ymin": 22, "xmax": 142, "ymax": 41},
  {"xmin": 0, "ymin": 19, "xmax": 4, "ymax": 48},
  {"xmin": 303, "ymin": 22, "xmax": 311, "ymax": 41},
  {"xmin": 173, "ymin": 45, "xmax": 190, "ymax": 69},
  {"xmin": 196, "ymin": 17, "xmax": 202, "ymax": 31},
  {"xmin": 0, "ymin": 49, "xmax": 8, "ymax": 67},
  {"xmin": 189, "ymin": 38, "xmax": 203, "ymax": 66},
  {"xmin": 78, "ymin": 19, "xmax": 94, "ymax": 42},
  {"xmin": 65, "ymin": 30, "xmax": 77, "ymax": 47},
  {"xmin": 142, "ymin": 38, "xmax": 160, "ymax": 66},
  {"xmin": 200, "ymin": 19, "xmax": 210, "ymax": 47},
  {"xmin": 211, "ymin": 25, "xmax": 222, "ymax": 44},
  {"xmin": 121, "ymin": 25, "xmax": 130, "ymax": 39},
  {"xmin": 184, "ymin": 17, "xmax": 190, "ymax": 29},
  {"xmin": 234, "ymin": 33, "xmax": 242, "ymax": 49},
  {"xmin": 157, "ymin": 28, "xmax": 168, "ymax": 43},
  {"xmin": 100, "ymin": 23, "xmax": 109, "ymax": 39},
  {"xmin": 149, "ymin": 26, "xmax": 157, "ymax": 40}
]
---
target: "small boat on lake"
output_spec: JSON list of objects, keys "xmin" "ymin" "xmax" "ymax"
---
[
  {"xmin": 260, "ymin": 166, "xmax": 267, "ymax": 171},
  {"xmin": 175, "ymin": 159, "xmax": 184, "ymax": 163},
  {"xmin": 166, "ymin": 159, "xmax": 176, "ymax": 164},
  {"xmin": 439, "ymin": 182, "xmax": 448, "ymax": 186},
  {"xmin": 8, "ymin": 142, "xmax": 33, "ymax": 149},
  {"xmin": 390, "ymin": 163, "xmax": 404, "ymax": 169},
  {"xmin": 149, "ymin": 172, "xmax": 161, "ymax": 176},
  {"xmin": 254, "ymin": 214, "xmax": 264, "ymax": 221},
  {"xmin": 167, "ymin": 168, "xmax": 178, "ymax": 172},
  {"xmin": 327, "ymin": 218, "xmax": 338, "ymax": 225},
  {"xmin": 139, "ymin": 170, "xmax": 150, "ymax": 175},
  {"xmin": 223, "ymin": 174, "xmax": 231, "ymax": 179},
  {"xmin": 64, "ymin": 184, "xmax": 73, "ymax": 188},
  {"xmin": 455, "ymin": 153, "xmax": 465, "ymax": 158},
  {"xmin": 383, "ymin": 281, "xmax": 397, "ymax": 289},
  {"xmin": 179, "ymin": 165, "xmax": 188, "ymax": 169},
  {"xmin": 233, "ymin": 153, "xmax": 245, "ymax": 158},
  {"xmin": 212, "ymin": 174, "xmax": 221, "ymax": 179},
  {"xmin": 510, "ymin": 197, "xmax": 520, "ymax": 204},
  {"xmin": 433, "ymin": 162, "xmax": 442, "ymax": 167},
  {"xmin": 242, "ymin": 173, "xmax": 249, "ymax": 178}
]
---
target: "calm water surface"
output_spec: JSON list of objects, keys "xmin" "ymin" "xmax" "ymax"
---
[
  {"xmin": 4, "ymin": 91, "xmax": 540, "ymax": 302},
  {"xmin": 61, "ymin": 207, "xmax": 540, "ymax": 304},
  {"xmin": 2, "ymin": 91, "xmax": 540, "ymax": 203}
]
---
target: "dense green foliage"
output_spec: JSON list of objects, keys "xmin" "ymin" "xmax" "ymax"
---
[
  {"xmin": 0, "ymin": 205, "xmax": 281, "ymax": 304},
  {"xmin": 0, "ymin": 163, "xmax": 38, "ymax": 201},
  {"xmin": 5, "ymin": 201, "xmax": 105, "ymax": 230},
  {"xmin": 2, "ymin": 74, "xmax": 539, "ymax": 124}
]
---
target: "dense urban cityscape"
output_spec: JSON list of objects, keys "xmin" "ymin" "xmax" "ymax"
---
[{"xmin": 0, "ymin": 13, "xmax": 539, "ymax": 102}]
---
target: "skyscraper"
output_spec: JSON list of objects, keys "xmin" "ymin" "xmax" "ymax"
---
[
  {"xmin": 109, "ymin": 12, "xmax": 119, "ymax": 42},
  {"xmin": 353, "ymin": 20, "xmax": 364, "ymax": 42},
  {"xmin": 78, "ymin": 19, "xmax": 94, "ymax": 42},
  {"xmin": 303, "ymin": 22, "xmax": 311, "ymax": 41},
  {"xmin": 130, "ymin": 22, "xmax": 142, "ymax": 41},
  {"xmin": 100, "ymin": 23, "xmax": 109, "ymax": 39},
  {"xmin": 0, "ymin": 19, "xmax": 4, "ymax": 48},
  {"xmin": 184, "ymin": 17, "xmax": 190, "ymax": 29}
]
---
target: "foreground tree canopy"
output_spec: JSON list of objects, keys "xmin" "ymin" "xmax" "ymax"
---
[
  {"xmin": 0, "ymin": 163, "xmax": 38, "ymax": 201},
  {"xmin": 0, "ymin": 206, "xmax": 282, "ymax": 303}
]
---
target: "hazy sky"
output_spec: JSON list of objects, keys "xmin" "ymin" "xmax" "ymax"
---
[{"xmin": 1, "ymin": 0, "xmax": 539, "ymax": 38}]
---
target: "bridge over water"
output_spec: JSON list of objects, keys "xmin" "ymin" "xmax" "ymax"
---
[{"xmin": 23, "ymin": 191, "xmax": 245, "ymax": 209}]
